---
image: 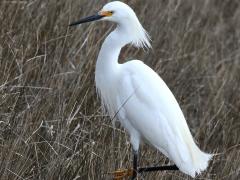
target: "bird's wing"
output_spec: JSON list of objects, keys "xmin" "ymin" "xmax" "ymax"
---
[{"xmin": 117, "ymin": 60, "xmax": 194, "ymax": 163}]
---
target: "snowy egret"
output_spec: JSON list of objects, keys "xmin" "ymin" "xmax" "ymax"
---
[{"xmin": 70, "ymin": 1, "xmax": 212, "ymax": 179}]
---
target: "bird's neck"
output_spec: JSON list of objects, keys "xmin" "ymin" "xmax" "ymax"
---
[{"xmin": 96, "ymin": 26, "xmax": 130, "ymax": 75}]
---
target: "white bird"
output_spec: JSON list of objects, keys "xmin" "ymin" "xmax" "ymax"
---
[{"xmin": 70, "ymin": 1, "xmax": 212, "ymax": 178}]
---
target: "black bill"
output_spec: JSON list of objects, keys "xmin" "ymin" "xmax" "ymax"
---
[{"xmin": 69, "ymin": 14, "xmax": 104, "ymax": 26}]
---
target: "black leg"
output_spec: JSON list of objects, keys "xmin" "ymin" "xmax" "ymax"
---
[
  {"xmin": 132, "ymin": 150, "xmax": 138, "ymax": 180},
  {"xmin": 138, "ymin": 164, "xmax": 179, "ymax": 173}
]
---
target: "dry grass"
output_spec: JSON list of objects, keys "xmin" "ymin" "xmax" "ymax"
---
[{"xmin": 0, "ymin": 0, "xmax": 240, "ymax": 179}]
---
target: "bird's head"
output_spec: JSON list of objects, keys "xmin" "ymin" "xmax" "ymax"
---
[{"xmin": 70, "ymin": 1, "xmax": 151, "ymax": 48}]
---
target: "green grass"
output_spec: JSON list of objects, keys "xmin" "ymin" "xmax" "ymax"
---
[{"xmin": 0, "ymin": 0, "xmax": 239, "ymax": 179}]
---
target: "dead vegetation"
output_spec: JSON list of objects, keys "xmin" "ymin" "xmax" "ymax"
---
[{"xmin": 0, "ymin": 0, "xmax": 239, "ymax": 179}]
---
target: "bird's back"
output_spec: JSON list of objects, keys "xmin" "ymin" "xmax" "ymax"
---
[{"xmin": 116, "ymin": 60, "xmax": 212, "ymax": 177}]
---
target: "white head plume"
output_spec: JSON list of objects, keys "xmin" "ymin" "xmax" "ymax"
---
[{"xmin": 102, "ymin": 1, "xmax": 151, "ymax": 49}]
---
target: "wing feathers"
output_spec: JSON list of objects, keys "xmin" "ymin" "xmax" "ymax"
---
[{"xmin": 117, "ymin": 60, "xmax": 212, "ymax": 177}]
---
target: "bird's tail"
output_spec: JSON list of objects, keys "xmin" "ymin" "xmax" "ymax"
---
[{"xmin": 178, "ymin": 142, "xmax": 213, "ymax": 177}]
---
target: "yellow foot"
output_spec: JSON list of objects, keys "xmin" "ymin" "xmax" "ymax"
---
[{"xmin": 109, "ymin": 168, "xmax": 133, "ymax": 180}]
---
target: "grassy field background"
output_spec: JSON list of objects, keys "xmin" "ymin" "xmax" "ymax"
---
[{"xmin": 0, "ymin": 0, "xmax": 240, "ymax": 179}]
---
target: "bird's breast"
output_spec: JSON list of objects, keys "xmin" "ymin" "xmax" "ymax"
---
[{"xmin": 95, "ymin": 73, "xmax": 120, "ymax": 118}]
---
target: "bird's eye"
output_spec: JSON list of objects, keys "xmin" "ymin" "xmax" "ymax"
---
[{"xmin": 109, "ymin": 11, "xmax": 114, "ymax": 14}]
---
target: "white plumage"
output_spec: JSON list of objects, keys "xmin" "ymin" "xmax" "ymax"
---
[{"xmin": 71, "ymin": 1, "xmax": 212, "ymax": 178}]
